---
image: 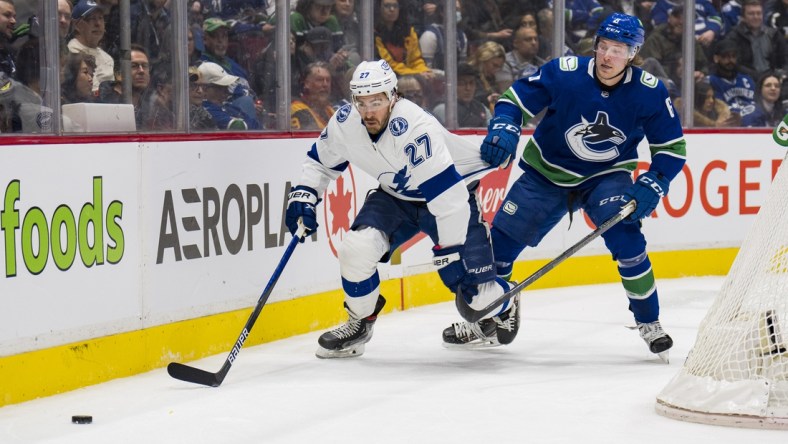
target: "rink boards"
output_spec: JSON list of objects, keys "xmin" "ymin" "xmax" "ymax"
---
[{"xmin": 0, "ymin": 131, "xmax": 782, "ymax": 406}]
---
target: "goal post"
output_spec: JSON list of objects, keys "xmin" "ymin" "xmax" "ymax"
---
[{"xmin": 655, "ymin": 152, "xmax": 788, "ymax": 430}]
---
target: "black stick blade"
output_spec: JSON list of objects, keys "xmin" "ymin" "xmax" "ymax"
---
[{"xmin": 167, "ymin": 362, "xmax": 225, "ymax": 387}]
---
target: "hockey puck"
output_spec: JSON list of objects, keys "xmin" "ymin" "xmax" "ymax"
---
[{"xmin": 71, "ymin": 415, "xmax": 92, "ymax": 424}]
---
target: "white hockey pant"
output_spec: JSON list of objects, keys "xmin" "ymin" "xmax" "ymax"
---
[{"xmin": 338, "ymin": 227, "xmax": 390, "ymax": 319}]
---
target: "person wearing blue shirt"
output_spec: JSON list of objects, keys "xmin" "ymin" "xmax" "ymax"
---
[{"xmin": 470, "ymin": 13, "xmax": 687, "ymax": 361}]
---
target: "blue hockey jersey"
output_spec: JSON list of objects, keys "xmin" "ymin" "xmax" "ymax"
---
[{"xmin": 498, "ymin": 56, "xmax": 686, "ymax": 186}]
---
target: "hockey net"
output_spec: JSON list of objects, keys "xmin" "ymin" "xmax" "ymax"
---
[{"xmin": 655, "ymin": 154, "xmax": 788, "ymax": 429}]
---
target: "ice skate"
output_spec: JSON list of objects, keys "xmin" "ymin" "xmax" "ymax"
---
[
  {"xmin": 493, "ymin": 293, "xmax": 520, "ymax": 345},
  {"xmin": 316, "ymin": 295, "xmax": 386, "ymax": 359},
  {"xmin": 442, "ymin": 317, "xmax": 499, "ymax": 349},
  {"xmin": 443, "ymin": 294, "xmax": 520, "ymax": 349},
  {"xmin": 636, "ymin": 320, "xmax": 673, "ymax": 363}
]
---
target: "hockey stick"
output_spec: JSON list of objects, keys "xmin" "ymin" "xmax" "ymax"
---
[
  {"xmin": 456, "ymin": 200, "xmax": 637, "ymax": 323},
  {"xmin": 167, "ymin": 224, "xmax": 307, "ymax": 387}
]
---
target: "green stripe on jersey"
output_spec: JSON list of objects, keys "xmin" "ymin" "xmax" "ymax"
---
[{"xmin": 521, "ymin": 139, "xmax": 639, "ymax": 186}]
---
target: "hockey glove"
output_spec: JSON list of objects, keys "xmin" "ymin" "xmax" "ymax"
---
[
  {"xmin": 622, "ymin": 171, "xmax": 670, "ymax": 223},
  {"xmin": 480, "ymin": 115, "xmax": 521, "ymax": 168},
  {"xmin": 11, "ymin": 23, "xmax": 30, "ymax": 42},
  {"xmin": 433, "ymin": 244, "xmax": 481, "ymax": 302},
  {"xmin": 285, "ymin": 185, "xmax": 320, "ymax": 241}
]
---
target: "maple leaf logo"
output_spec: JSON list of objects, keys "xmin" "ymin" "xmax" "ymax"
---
[
  {"xmin": 328, "ymin": 175, "xmax": 353, "ymax": 237},
  {"xmin": 324, "ymin": 167, "xmax": 357, "ymax": 257}
]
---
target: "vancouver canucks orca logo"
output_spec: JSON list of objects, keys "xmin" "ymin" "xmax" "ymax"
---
[{"xmin": 564, "ymin": 111, "xmax": 625, "ymax": 162}]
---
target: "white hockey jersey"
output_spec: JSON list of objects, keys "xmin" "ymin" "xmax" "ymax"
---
[{"xmin": 297, "ymin": 98, "xmax": 494, "ymax": 248}]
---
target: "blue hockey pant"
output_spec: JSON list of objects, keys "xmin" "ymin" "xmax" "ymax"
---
[{"xmin": 490, "ymin": 166, "xmax": 659, "ymax": 323}]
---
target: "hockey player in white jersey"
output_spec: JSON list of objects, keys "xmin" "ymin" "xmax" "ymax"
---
[{"xmin": 285, "ymin": 59, "xmax": 519, "ymax": 358}]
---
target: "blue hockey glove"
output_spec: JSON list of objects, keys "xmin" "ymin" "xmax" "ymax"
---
[
  {"xmin": 622, "ymin": 171, "xmax": 670, "ymax": 223},
  {"xmin": 481, "ymin": 115, "xmax": 521, "ymax": 168},
  {"xmin": 433, "ymin": 244, "xmax": 481, "ymax": 302},
  {"xmin": 285, "ymin": 185, "xmax": 320, "ymax": 241}
]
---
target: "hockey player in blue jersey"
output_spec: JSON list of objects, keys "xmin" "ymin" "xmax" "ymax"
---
[
  {"xmin": 470, "ymin": 13, "xmax": 687, "ymax": 361},
  {"xmin": 285, "ymin": 60, "xmax": 520, "ymax": 358}
]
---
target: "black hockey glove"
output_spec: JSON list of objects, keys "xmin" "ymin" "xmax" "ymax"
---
[
  {"xmin": 480, "ymin": 115, "xmax": 520, "ymax": 168},
  {"xmin": 621, "ymin": 171, "xmax": 669, "ymax": 223},
  {"xmin": 433, "ymin": 244, "xmax": 480, "ymax": 302},
  {"xmin": 285, "ymin": 185, "xmax": 320, "ymax": 241}
]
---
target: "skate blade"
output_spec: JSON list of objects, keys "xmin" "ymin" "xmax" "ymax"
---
[
  {"xmin": 442, "ymin": 339, "xmax": 501, "ymax": 350},
  {"xmin": 315, "ymin": 343, "xmax": 365, "ymax": 359},
  {"xmin": 657, "ymin": 350, "xmax": 670, "ymax": 364}
]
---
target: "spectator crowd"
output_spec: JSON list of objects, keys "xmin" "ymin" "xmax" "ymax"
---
[{"xmin": 2, "ymin": 0, "xmax": 788, "ymax": 133}]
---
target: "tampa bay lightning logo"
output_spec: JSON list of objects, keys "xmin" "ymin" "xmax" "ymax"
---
[
  {"xmin": 379, "ymin": 165, "xmax": 421, "ymax": 198},
  {"xmin": 564, "ymin": 111, "xmax": 625, "ymax": 162},
  {"xmin": 336, "ymin": 104, "xmax": 351, "ymax": 123},
  {"xmin": 389, "ymin": 117, "xmax": 408, "ymax": 136}
]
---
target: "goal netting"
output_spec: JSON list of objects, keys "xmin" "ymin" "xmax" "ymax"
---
[{"xmin": 656, "ymin": 153, "xmax": 788, "ymax": 430}]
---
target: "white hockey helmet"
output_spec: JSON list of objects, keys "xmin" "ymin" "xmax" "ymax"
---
[{"xmin": 349, "ymin": 60, "xmax": 398, "ymax": 101}]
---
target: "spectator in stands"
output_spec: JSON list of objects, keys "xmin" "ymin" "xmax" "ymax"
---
[
  {"xmin": 96, "ymin": 0, "xmax": 120, "ymax": 67},
  {"xmin": 460, "ymin": 0, "xmax": 512, "ymax": 50},
  {"xmin": 334, "ymin": 0, "xmax": 360, "ymax": 53},
  {"xmin": 0, "ymin": 0, "xmax": 16, "ymax": 80},
  {"xmin": 721, "ymin": 0, "xmax": 742, "ymax": 35},
  {"xmin": 709, "ymin": 39, "xmax": 756, "ymax": 120},
  {"xmin": 130, "ymin": 0, "xmax": 172, "ymax": 77},
  {"xmin": 633, "ymin": 0, "xmax": 657, "ymax": 34},
  {"xmin": 418, "ymin": 0, "xmax": 468, "ymax": 71},
  {"xmin": 519, "ymin": 11, "xmax": 552, "ymax": 62},
  {"xmin": 299, "ymin": 26, "xmax": 336, "ymax": 67},
  {"xmin": 677, "ymin": 80, "xmax": 739, "ymax": 127},
  {"xmin": 742, "ymin": 71, "xmax": 786, "ymax": 126},
  {"xmin": 58, "ymin": 0, "xmax": 73, "ymax": 40},
  {"xmin": 499, "ymin": 0, "xmax": 550, "ymax": 30},
  {"xmin": 497, "ymin": 25, "xmax": 546, "ymax": 91},
  {"xmin": 201, "ymin": 16, "xmax": 260, "ymax": 124},
  {"xmin": 565, "ymin": 0, "xmax": 606, "ymax": 46},
  {"xmin": 202, "ymin": 17, "xmax": 249, "ymax": 81},
  {"xmin": 68, "ymin": 0, "xmax": 114, "ymax": 91},
  {"xmin": 431, "ymin": 62, "xmax": 490, "ymax": 128},
  {"xmin": 724, "ymin": 0, "xmax": 788, "ymax": 78},
  {"xmin": 128, "ymin": 45, "xmax": 156, "ymax": 129},
  {"xmin": 188, "ymin": 0, "xmax": 206, "ymax": 56},
  {"xmin": 15, "ymin": 38, "xmax": 40, "ymax": 96},
  {"xmin": 61, "ymin": 52, "xmax": 96, "ymax": 104},
  {"xmin": 291, "ymin": 61, "xmax": 336, "ymax": 130},
  {"xmin": 650, "ymin": 0, "xmax": 721, "ymax": 48},
  {"xmin": 187, "ymin": 66, "xmax": 217, "ymax": 130},
  {"xmin": 396, "ymin": 74, "xmax": 426, "ymax": 108},
  {"xmin": 468, "ymin": 40, "xmax": 506, "ymax": 112},
  {"xmin": 253, "ymin": 31, "xmax": 303, "ymax": 128},
  {"xmin": 199, "ymin": 61, "xmax": 261, "ymax": 130},
  {"xmin": 144, "ymin": 70, "xmax": 175, "ymax": 130},
  {"xmin": 187, "ymin": 27, "xmax": 201, "ymax": 66},
  {"xmin": 536, "ymin": 8, "xmax": 575, "ymax": 60},
  {"xmin": 639, "ymin": 5, "xmax": 709, "ymax": 85},
  {"xmin": 374, "ymin": 0, "xmax": 434, "ymax": 80},
  {"xmin": 291, "ymin": 0, "xmax": 345, "ymax": 53}
]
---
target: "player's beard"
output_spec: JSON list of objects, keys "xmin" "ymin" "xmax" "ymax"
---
[{"xmin": 363, "ymin": 115, "xmax": 388, "ymax": 135}]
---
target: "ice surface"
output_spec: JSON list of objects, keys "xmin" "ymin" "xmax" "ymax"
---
[{"xmin": 1, "ymin": 277, "xmax": 786, "ymax": 443}]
